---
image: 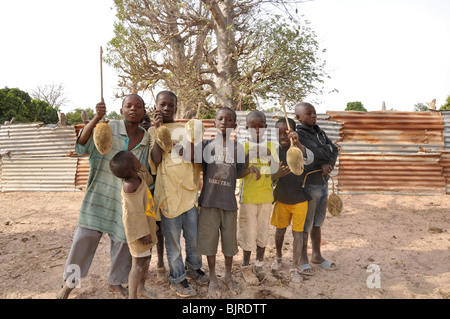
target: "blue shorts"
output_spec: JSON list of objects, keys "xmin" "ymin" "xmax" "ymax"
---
[{"xmin": 304, "ymin": 183, "xmax": 328, "ymax": 232}]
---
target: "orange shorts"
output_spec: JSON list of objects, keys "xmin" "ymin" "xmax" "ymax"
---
[{"xmin": 270, "ymin": 201, "xmax": 308, "ymax": 232}]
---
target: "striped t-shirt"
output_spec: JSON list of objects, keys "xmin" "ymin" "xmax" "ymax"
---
[{"xmin": 75, "ymin": 120, "xmax": 150, "ymax": 243}]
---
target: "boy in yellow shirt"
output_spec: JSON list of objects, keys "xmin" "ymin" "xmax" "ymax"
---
[
  {"xmin": 238, "ymin": 111, "xmax": 278, "ymax": 284},
  {"xmin": 149, "ymin": 91, "xmax": 207, "ymax": 297}
]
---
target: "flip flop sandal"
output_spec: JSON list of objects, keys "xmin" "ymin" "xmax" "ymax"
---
[
  {"xmin": 298, "ymin": 264, "xmax": 315, "ymax": 276},
  {"xmin": 312, "ymin": 260, "xmax": 339, "ymax": 271}
]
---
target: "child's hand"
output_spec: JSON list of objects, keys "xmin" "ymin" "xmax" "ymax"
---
[
  {"xmin": 249, "ymin": 165, "xmax": 261, "ymax": 181},
  {"xmin": 272, "ymin": 161, "xmax": 291, "ymax": 181},
  {"xmin": 153, "ymin": 110, "xmax": 163, "ymax": 128},
  {"xmin": 95, "ymin": 101, "xmax": 106, "ymax": 120},
  {"xmin": 287, "ymin": 130, "xmax": 306, "ymax": 154},
  {"xmin": 288, "ymin": 130, "xmax": 299, "ymax": 144},
  {"xmin": 173, "ymin": 143, "xmax": 184, "ymax": 156},
  {"xmin": 139, "ymin": 234, "xmax": 153, "ymax": 245},
  {"xmin": 277, "ymin": 161, "xmax": 291, "ymax": 177},
  {"xmin": 321, "ymin": 164, "xmax": 333, "ymax": 176}
]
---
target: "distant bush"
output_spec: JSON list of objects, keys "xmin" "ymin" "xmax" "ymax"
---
[{"xmin": 345, "ymin": 101, "xmax": 367, "ymax": 112}]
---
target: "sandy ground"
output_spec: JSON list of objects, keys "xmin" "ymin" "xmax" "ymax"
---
[{"xmin": 0, "ymin": 191, "xmax": 449, "ymax": 300}]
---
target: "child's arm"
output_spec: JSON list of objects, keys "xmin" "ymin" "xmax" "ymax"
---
[
  {"xmin": 122, "ymin": 177, "xmax": 141, "ymax": 194},
  {"xmin": 172, "ymin": 141, "xmax": 196, "ymax": 162},
  {"xmin": 288, "ymin": 130, "xmax": 307, "ymax": 156},
  {"xmin": 237, "ymin": 145, "xmax": 261, "ymax": 180},
  {"xmin": 272, "ymin": 161, "xmax": 291, "ymax": 182},
  {"xmin": 150, "ymin": 110, "xmax": 164, "ymax": 164},
  {"xmin": 324, "ymin": 133, "xmax": 338, "ymax": 169},
  {"xmin": 77, "ymin": 101, "xmax": 106, "ymax": 145},
  {"xmin": 139, "ymin": 234, "xmax": 153, "ymax": 245},
  {"xmin": 321, "ymin": 163, "xmax": 333, "ymax": 176},
  {"xmin": 187, "ymin": 141, "xmax": 195, "ymax": 162},
  {"xmin": 238, "ymin": 165, "xmax": 261, "ymax": 180},
  {"xmin": 297, "ymin": 129, "xmax": 334, "ymax": 166}
]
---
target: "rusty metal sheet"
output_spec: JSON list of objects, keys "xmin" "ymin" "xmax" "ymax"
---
[
  {"xmin": 337, "ymin": 153, "xmax": 445, "ymax": 195},
  {"xmin": 75, "ymin": 157, "xmax": 90, "ymax": 190},
  {"xmin": 327, "ymin": 111, "xmax": 444, "ymax": 154},
  {"xmin": 235, "ymin": 111, "xmax": 341, "ymax": 144},
  {"xmin": 442, "ymin": 110, "xmax": 450, "ymax": 150},
  {"xmin": 174, "ymin": 119, "xmax": 217, "ymax": 140},
  {"xmin": 327, "ymin": 111, "xmax": 446, "ymax": 195},
  {"xmin": 439, "ymin": 151, "xmax": 450, "ymax": 194}
]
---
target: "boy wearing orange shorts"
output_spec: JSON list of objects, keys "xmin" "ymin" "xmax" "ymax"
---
[{"xmin": 271, "ymin": 118, "xmax": 314, "ymax": 284}]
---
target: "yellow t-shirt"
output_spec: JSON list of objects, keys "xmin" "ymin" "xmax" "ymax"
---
[
  {"xmin": 148, "ymin": 122, "xmax": 202, "ymax": 219},
  {"xmin": 239, "ymin": 140, "xmax": 278, "ymax": 204}
]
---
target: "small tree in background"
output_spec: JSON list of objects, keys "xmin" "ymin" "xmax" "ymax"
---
[
  {"xmin": 65, "ymin": 108, "xmax": 96, "ymax": 125},
  {"xmin": 414, "ymin": 103, "xmax": 428, "ymax": 112},
  {"xmin": 106, "ymin": 111, "xmax": 123, "ymax": 120},
  {"xmin": 0, "ymin": 87, "xmax": 58, "ymax": 124},
  {"xmin": 345, "ymin": 101, "xmax": 367, "ymax": 112},
  {"xmin": 440, "ymin": 95, "xmax": 450, "ymax": 110},
  {"xmin": 31, "ymin": 83, "xmax": 69, "ymax": 109}
]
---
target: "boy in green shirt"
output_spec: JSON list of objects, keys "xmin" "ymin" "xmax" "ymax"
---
[{"xmin": 57, "ymin": 94, "xmax": 150, "ymax": 299}]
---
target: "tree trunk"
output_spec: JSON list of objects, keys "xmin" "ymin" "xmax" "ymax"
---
[{"xmin": 211, "ymin": 0, "xmax": 238, "ymax": 109}]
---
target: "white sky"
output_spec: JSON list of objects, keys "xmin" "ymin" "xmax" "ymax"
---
[
  {"xmin": 1, "ymin": 0, "xmax": 450, "ymax": 115},
  {"xmin": 300, "ymin": 0, "xmax": 450, "ymax": 113}
]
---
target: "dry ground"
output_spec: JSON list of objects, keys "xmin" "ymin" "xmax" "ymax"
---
[{"xmin": 0, "ymin": 192, "xmax": 449, "ymax": 299}]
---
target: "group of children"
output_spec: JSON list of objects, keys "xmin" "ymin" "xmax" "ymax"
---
[{"xmin": 56, "ymin": 90, "xmax": 338, "ymax": 299}]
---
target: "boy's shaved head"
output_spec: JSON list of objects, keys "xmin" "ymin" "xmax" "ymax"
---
[
  {"xmin": 109, "ymin": 150, "xmax": 136, "ymax": 179},
  {"xmin": 156, "ymin": 90, "xmax": 178, "ymax": 104},
  {"xmin": 217, "ymin": 106, "xmax": 237, "ymax": 122},
  {"xmin": 295, "ymin": 102, "xmax": 317, "ymax": 128},
  {"xmin": 246, "ymin": 110, "xmax": 266, "ymax": 125},
  {"xmin": 122, "ymin": 94, "xmax": 145, "ymax": 108},
  {"xmin": 275, "ymin": 117, "xmax": 296, "ymax": 129},
  {"xmin": 294, "ymin": 102, "xmax": 315, "ymax": 115}
]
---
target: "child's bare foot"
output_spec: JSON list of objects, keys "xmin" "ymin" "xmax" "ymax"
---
[
  {"xmin": 271, "ymin": 259, "xmax": 282, "ymax": 273},
  {"xmin": 254, "ymin": 266, "xmax": 278, "ymax": 285},
  {"xmin": 224, "ymin": 277, "xmax": 242, "ymax": 295},
  {"xmin": 271, "ymin": 259, "xmax": 286, "ymax": 279},
  {"xmin": 242, "ymin": 265, "xmax": 259, "ymax": 285},
  {"xmin": 208, "ymin": 280, "xmax": 221, "ymax": 298},
  {"xmin": 108, "ymin": 284, "xmax": 128, "ymax": 299},
  {"xmin": 156, "ymin": 267, "xmax": 166, "ymax": 281},
  {"xmin": 56, "ymin": 283, "xmax": 74, "ymax": 299},
  {"xmin": 138, "ymin": 288, "xmax": 156, "ymax": 299},
  {"xmin": 289, "ymin": 268, "xmax": 303, "ymax": 285}
]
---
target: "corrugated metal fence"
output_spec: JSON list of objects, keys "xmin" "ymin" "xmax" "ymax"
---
[
  {"xmin": 439, "ymin": 110, "xmax": 450, "ymax": 194},
  {"xmin": 0, "ymin": 110, "xmax": 449, "ymax": 194},
  {"xmin": 328, "ymin": 111, "xmax": 448, "ymax": 195},
  {"xmin": 0, "ymin": 123, "xmax": 80, "ymax": 191}
]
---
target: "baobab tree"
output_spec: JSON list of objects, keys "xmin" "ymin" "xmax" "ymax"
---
[{"xmin": 106, "ymin": 0, "xmax": 328, "ymax": 115}]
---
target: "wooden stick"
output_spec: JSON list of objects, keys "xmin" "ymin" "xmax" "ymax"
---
[
  {"xmin": 100, "ymin": 46, "xmax": 104, "ymax": 102},
  {"xmin": 100, "ymin": 46, "xmax": 106, "ymax": 123},
  {"xmin": 280, "ymin": 97, "xmax": 293, "ymax": 146},
  {"xmin": 302, "ymin": 169, "xmax": 322, "ymax": 188}
]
